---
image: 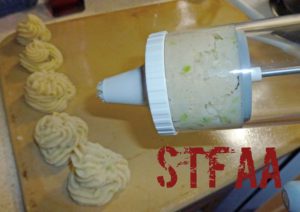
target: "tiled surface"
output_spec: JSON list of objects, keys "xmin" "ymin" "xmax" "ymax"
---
[
  {"xmin": 0, "ymin": 0, "xmax": 173, "ymax": 211},
  {"xmin": 0, "ymin": 103, "xmax": 23, "ymax": 212}
]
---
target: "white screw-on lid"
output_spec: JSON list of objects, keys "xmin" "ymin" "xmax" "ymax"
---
[
  {"xmin": 282, "ymin": 181, "xmax": 300, "ymax": 211},
  {"xmin": 145, "ymin": 31, "xmax": 177, "ymax": 135}
]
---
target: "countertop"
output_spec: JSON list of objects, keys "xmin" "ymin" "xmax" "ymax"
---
[
  {"xmin": 0, "ymin": 0, "xmax": 173, "ymax": 211},
  {"xmin": 1, "ymin": 1, "xmax": 299, "ymax": 211}
]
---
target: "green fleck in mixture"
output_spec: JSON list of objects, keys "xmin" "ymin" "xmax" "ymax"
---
[
  {"xmin": 180, "ymin": 113, "xmax": 189, "ymax": 122},
  {"xmin": 181, "ymin": 65, "xmax": 191, "ymax": 74},
  {"xmin": 231, "ymin": 37, "xmax": 237, "ymax": 44},
  {"xmin": 232, "ymin": 97, "xmax": 239, "ymax": 104},
  {"xmin": 200, "ymin": 117, "xmax": 213, "ymax": 124},
  {"xmin": 214, "ymin": 33, "xmax": 223, "ymax": 40},
  {"xmin": 230, "ymin": 109, "xmax": 237, "ymax": 114},
  {"xmin": 219, "ymin": 116, "xmax": 231, "ymax": 124}
]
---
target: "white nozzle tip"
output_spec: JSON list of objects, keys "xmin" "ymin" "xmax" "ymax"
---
[
  {"xmin": 97, "ymin": 81, "xmax": 105, "ymax": 102},
  {"xmin": 96, "ymin": 67, "xmax": 146, "ymax": 105}
]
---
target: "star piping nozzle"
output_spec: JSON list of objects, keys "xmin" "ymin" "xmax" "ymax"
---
[{"xmin": 97, "ymin": 67, "xmax": 146, "ymax": 105}]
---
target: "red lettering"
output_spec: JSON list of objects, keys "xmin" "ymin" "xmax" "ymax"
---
[
  {"xmin": 157, "ymin": 146, "xmax": 281, "ymax": 189},
  {"xmin": 157, "ymin": 146, "xmax": 179, "ymax": 188},
  {"xmin": 187, "ymin": 147, "xmax": 204, "ymax": 188},
  {"xmin": 260, "ymin": 148, "xmax": 281, "ymax": 188},
  {"xmin": 206, "ymin": 147, "xmax": 233, "ymax": 188},
  {"xmin": 186, "ymin": 147, "xmax": 233, "ymax": 188},
  {"xmin": 235, "ymin": 148, "xmax": 257, "ymax": 188}
]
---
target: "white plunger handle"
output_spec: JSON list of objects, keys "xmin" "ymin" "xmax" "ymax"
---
[
  {"xmin": 282, "ymin": 181, "xmax": 300, "ymax": 211},
  {"xmin": 247, "ymin": 66, "xmax": 300, "ymax": 82}
]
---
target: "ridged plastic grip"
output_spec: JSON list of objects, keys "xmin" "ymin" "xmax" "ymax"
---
[{"xmin": 145, "ymin": 31, "xmax": 177, "ymax": 135}]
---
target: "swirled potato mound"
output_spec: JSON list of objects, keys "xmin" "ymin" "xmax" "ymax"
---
[
  {"xmin": 34, "ymin": 112, "xmax": 88, "ymax": 166},
  {"xmin": 20, "ymin": 39, "xmax": 63, "ymax": 72},
  {"xmin": 67, "ymin": 141, "xmax": 130, "ymax": 206},
  {"xmin": 24, "ymin": 71, "xmax": 76, "ymax": 113},
  {"xmin": 17, "ymin": 14, "xmax": 51, "ymax": 45}
]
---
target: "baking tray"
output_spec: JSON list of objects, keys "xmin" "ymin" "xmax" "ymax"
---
[{"xmin": 0, "ymin": 0, "xmax": 299, "ymax": 211}]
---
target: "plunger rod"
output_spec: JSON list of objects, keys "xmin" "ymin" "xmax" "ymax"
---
[
  {"xmin": 236, "ymin": 14, "xmax": 300, "ymax": 32},
  {"xmin": 262, "ymin": 66, "xmax": 300, "ymax": 78}
]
